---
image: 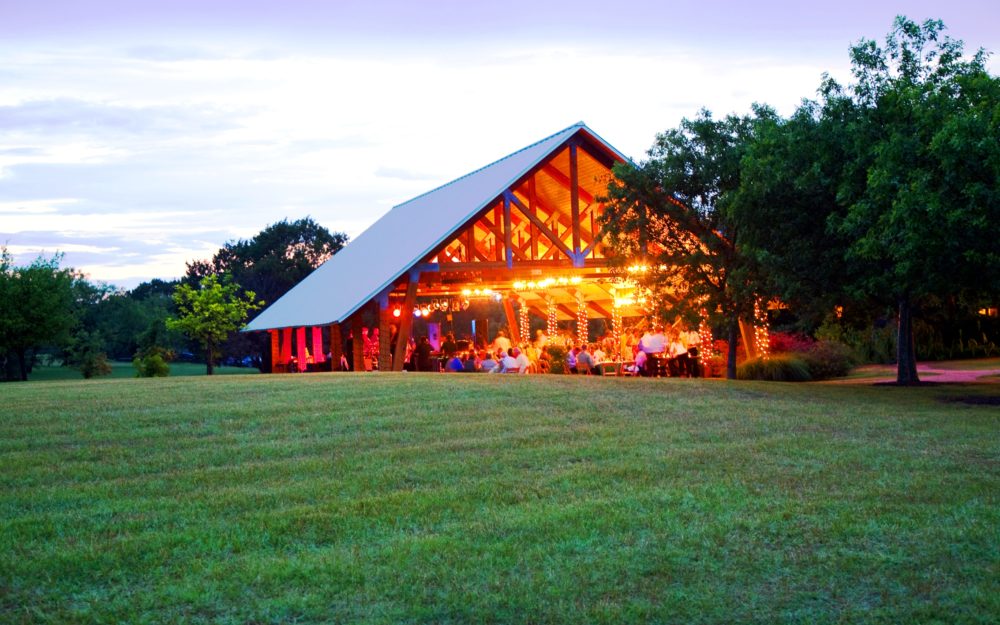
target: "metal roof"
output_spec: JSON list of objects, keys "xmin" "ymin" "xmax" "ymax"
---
[{"xmin": 243, "ymin": 122, "xmax": 628, "ymax": 332}]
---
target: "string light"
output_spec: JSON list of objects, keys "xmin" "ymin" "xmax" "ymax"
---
[
  {"xmin": 754, "ymin": 297, "xmax": 770, "ymax": 360},
  {"xmin": 512, "ymin": 276, "xmax": 582, "ymax": 291},
  {"xmin": 518, "ymin": 304, "xmax": 530, "ymax": 346},
  {"xmin": 698, "ymin": 317, "xmax": 714, "ymax": 367},
  {"xmin": 577, "ymin": 298, "xmax": 589, "ymax": 345},
  {"xmin": 611, "ymin": 304, "xmax": 623, "ymax": 360},
  {"xmin": 461, "ymin": 287, "xmax": 499, "ymax": 298},
  {"xmin": 547, "ymin": 300, "xmax": 557, "ymax": 337}
]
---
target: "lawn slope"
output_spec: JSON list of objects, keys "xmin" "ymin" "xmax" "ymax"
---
[{"xmin": 2, "ymin": 374, "xmax": 998, "ymax": 624}]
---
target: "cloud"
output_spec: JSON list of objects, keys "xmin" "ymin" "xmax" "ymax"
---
[
  {"xmin": 0, "ymin": 98, "xmax": 238, "ymax": 136},
  {"xmin": 374, "ymin": 166, "xmax": 439, "ymax": 181}
]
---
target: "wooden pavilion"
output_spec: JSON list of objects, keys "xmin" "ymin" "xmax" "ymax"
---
[{"xmin": 244, "ymin": 122, "xmax": 651, "ymax": 372}]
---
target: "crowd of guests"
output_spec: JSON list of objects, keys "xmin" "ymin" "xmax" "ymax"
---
[{"xmin": 393, "ymin": 323, "xmax": 703, "ymax": 377}]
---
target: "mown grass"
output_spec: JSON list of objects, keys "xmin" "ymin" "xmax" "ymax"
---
[
  {"xmin": 26, "ymin": 361, "xmax": 259, "ymax": 382},
  {"xmin": 1, "ymin": 374, "xmax": 998, "ymax": 624}
]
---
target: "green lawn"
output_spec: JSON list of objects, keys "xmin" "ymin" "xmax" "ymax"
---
[
  {"xmin": 25, "ymin": 361, "xmax": 259, "ymax": 382},
  {"xmin": 1, "ymin": 374, "xmax": 998, "ymax": 624}
]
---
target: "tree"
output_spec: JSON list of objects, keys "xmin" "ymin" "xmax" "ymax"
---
[
  {"xmin": 602, "ymin": 108, "xmax": 772, "ymax": 378},
  {"xmin": 186, "ymin": 217, "xmax": 348, "ymax": 368},
  {"xmin": 166, "ymin": 275, "xmax": 263, "ymax": 375},
  {"xmin": 826, "ymin": 17, "xmax": 1000, "ymax": 384},
  {"xmin": 731, "ymin": 99, "xmax": 859, "ymax": 328},
  {"xmin": 186, "ymin": 217, "xmax": 348, "ymax": 308},
  {"xmin": 0, "ymin": 249, "xmax": 78, "ymax": 381}
]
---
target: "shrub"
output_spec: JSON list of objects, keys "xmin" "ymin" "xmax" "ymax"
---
[
  {"xmin": 801, "ymin": 340, "xmax": 855, "ymax": 380},
  {"xmin": 737, "ymin": 354, "xmax": 812, "ymax": 382},
  {"xmin": 769, "ymin": 331, "xmax": 814, "ymax": 354},
  {"xmin": 544, "ymin": 345, "xmax": 567, "ymax": 374},
  {"xmin": 133, "ymin": 345, "xmax": 172, "ymax": 377},
  {"xmin": 80, "ymin": 353, "xmax": 113, "ymax": 379}
]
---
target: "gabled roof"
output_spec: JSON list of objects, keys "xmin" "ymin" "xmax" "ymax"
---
[{"xmin": 244, "ymin": 122, "xmax": 628, "ymax": 332}]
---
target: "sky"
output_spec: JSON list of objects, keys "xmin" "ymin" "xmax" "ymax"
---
[{"xmin": 2, "ymin": 1, "xmax": 997, "ymax": 289}]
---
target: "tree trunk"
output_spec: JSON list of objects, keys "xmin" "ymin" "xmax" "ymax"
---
[
  {"xmin": 896, "ymin": 297, "xmax": 920, "ymax": 385},
  {"xmin": 16, "ymin": 347, "xmax": 28, "ymax": 382},
  {"xmin": 726, "ymin": 318, "xmax": 739, "ymax": 380},
  {"xmin": 206, "ymin": 342, "xmax": 215, "ymax": 376}
]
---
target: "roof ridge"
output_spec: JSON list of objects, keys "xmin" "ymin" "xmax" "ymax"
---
[{"xmin": 392, "ymin": 121, "xmax": 586, "ymax": 210}]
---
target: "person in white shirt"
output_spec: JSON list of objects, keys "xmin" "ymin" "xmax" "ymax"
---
[
  {"xmin": 667, "ymin": 332, "xmax": 689, "ymax": 377},
  {"xmin": 497, "ymin": 348, "xmax": 519, "ymax": 373},
  {"xmin": 592, "ymin": 344, "xmax": 606, "ymax": 364},
  {"xmin": 512, "ymin": 347, "xmax": 531, "ymax": 373},
  {"xmin": 493, "ymin": 330, "xmax": 512, "ymax": 354},
  {"xmin": 639, "ymin": 329, "xmax": 666, "ymax": 354}
]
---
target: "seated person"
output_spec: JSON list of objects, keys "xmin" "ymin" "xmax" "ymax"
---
[
  {"xmin": 592, "ymin": 344, "xmax": 606, "ymax": 365},
  {"xmin": 512, "ymin": 347, "xmax": 531, "ymax": 374},
  {"xmin": 634, "ymin": 350, "xmax": 649, "ymax": 376},
  {"xmin": 463, "ymin": 352, "xmax": 478, "ymax": 373},
  {"xmin": 445, "ymin": 353, "xmax": 464, "ymax": 372},
  {"xmin": 498, "ymin": 348, "xmax": 519, "ymax": 373},
  {"xmin": 574, "ymin": 344, "xmax": 597, "ymax": 374},
  {"xmin": 480, "ymin": 352, "xmax": 499, "ymax": 373},
  {"xmin": 566, "ymin": 346, "xmax": 579, "ymax": 374}
]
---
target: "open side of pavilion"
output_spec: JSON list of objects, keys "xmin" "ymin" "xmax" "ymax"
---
[{"xmin": 244, "ymin": 122, "xmax": 671, "ymax": 373}]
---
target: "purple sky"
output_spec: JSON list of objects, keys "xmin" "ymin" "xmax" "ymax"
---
[{"xmin": 1, "ymin": 1, "xmax": 997, "ymax": 287}]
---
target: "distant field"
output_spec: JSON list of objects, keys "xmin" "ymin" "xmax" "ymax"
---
[
  {"xmin": 25, "ymin": 361, "xmax": 260, "ymax": 382},
  {"xmin": 1, "ymin": 374, "xmax": 998, "ymax": 624}
]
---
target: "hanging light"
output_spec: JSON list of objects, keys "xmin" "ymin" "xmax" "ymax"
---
[
  {"xmin": 413, "ymin": 307, "xmax": 422, "ymax": 317},
  {"xmin": 577, "ymin": 298, "xmax": 589, "ymax": 345},
  {"xmin": 754, "ymin": 298, "xmax": 770, "ymax": 360},
  {"xmin": 421, "ymin": 305, "xmax": 431, "ymax": 317},
  {"xmin": 392, "ymin": 307, "xmax": 401, "ymax": 318}
]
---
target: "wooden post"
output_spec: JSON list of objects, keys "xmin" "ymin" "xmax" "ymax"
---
[
  {"xmin": 378, "ymin": 301, "xmax": 392, "ymax": 372},
  {"xmin": 351, "ymin": 313, "xmax": 365, "ymax": 373},
  {"xmin": 330, "ymin": 323, "xmax": 342, "ymax": 371},
  {"xmin": 503, "ymin": 194, "xmax": 513, "ymax": 270},
  {"xmin": 295, "ymin": 327, "xmax": 308, "ymax": 372},
  {"xmin": 739, "ymin": 318, "xmax": 756, "ymax": 360},
  {"xmin": 570, "ymin": 142, "xmax": 581, "ymax": 261},
  {"xmin": 503, "ymin": 296, "xmax": 520, "ymax": 345},
  {"xmin": 392, "ymin": 277, "xmax": 420, "ymax": 371},
  {"xmin": 269, "ymin": 330, "xmax": 280, "ymax": 373},
  {"xmin": 281, "ymin": 327, "xmax": 293, "ymax": 364}
]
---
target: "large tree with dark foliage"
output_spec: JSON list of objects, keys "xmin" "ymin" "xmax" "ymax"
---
[
  {"xmin": 185, "ymin": 217, "xmax": 348, "ymax": 367},
  {"xmin": 602, "ymin": 109, "xmax": 772, "ymax": 379},
  {"xmin": 0, "ymin": 249, "xmax": 78, "ymax": 381},
  {"xmin": 186, "ymin": 217, "xmax": 348, "ymax": 309},
  {"xmin": 832, "ymin": 17, "xmax": 1000, "ymax": 384}
]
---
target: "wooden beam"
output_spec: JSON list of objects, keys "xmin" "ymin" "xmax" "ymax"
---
[
  {"xmin": 556, "ymin": 303, "xmax": 577, "ymax": 325},
  {"xmin": 588, "ymin": 301, "xmax": 614, "ymax": 320},
  {"xmin": 392, "ymin": 277, "xmax": 420, "ymax": 371},
  {"xmin": 739, "ymin": 318, "xmax": 756, "ymax": 359},
  {"xmin": 505, "ymin": 191, "xmax": 575, "ymax": 259},
  {"xmin": 503, "ymin": 194, "xmax": 513, "ymax": 269},
  {"xmin": 268, "ymin": 330, "xmax": 280, "ymax": 373},
  {"xmin": 529, "ymin": 176, "xmax": 538, "ymax": 261},
  {"xmin": 351, "ymin": 312, "xmax": 364, "ymax": 372},
  {"xmin": 329, "ymin": 323, "xmax": 342, "ymax": 371},
  {"xmin": 494, "ymin": 204, "xmax": 503, "ymax": 262},
  {"xmin": 378, "ymin": 302, "xmax": 392, "ymax": 372},
  {"xmin": 503, "ymin": 297, "xmax": 520, "ymax": 345},
  {"xmin": 513, "ymin": 187, "xmax": 594, "ymax": 250},
  {"xmin": 541, "ymin": 162, "xmax": 596, "ymax": 205},
  {"xmin": 570, "ymin": 142, "xmax": 581, "ymax": 259}
]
